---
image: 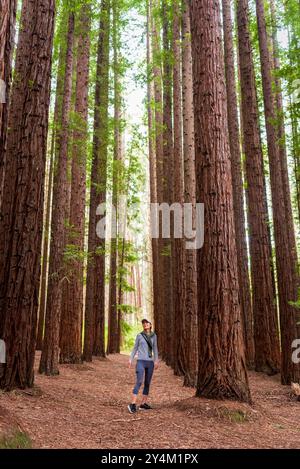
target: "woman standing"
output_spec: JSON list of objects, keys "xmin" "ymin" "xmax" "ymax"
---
[{"xmin": 128, "ymin": 319, "xmax": 159, "ymax": 413}]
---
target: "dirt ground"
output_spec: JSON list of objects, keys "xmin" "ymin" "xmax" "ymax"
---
[{"xmin": 0, "ymin": 353, "xmax": 299, "ymax": 449}]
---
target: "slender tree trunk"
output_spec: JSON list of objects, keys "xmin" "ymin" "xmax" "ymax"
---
[
  {"xmin": 107, "ymin": 0, "xmax": 121, "ymax": 355},
  {"xmin": 83, "ymin": 0, "xmax": 111, "ymax": 362},
  {"xmin": 0, "ymin": 0, "xmax": 55, "ymax": 390},
  {"xmin": 59, "ymin": 35, "xmax": 78, "ymax": 356},
  {"xmin": 60, "ymin": 3, "xmax": 91, "ymax": 364},
  {"xmin": 39, "ymin": 11, "xmax": 75, "ymax": 375},
  {"xmin": 116, "ymin": 130, "xmax": 126, "ymax": 350},
  {"xmin": 91, "ymin": 22, "xmax": 110, "ymax": 358},
  {"xmin": 270, "ymin": 0, "xmax": 299, "ymax": 282},
  {"xmin": 172, "ymin": 0, "xmax": 185, "ymax": 377},
  {"xmin": 162, "ymin": 0, "xmax": 174, "ymax": 367},
  {"xmin": 151, "ymin": 0, "xmax": 165, "ymax": 357},
  {"xmin": 147, "ymin": 0, "xmax": 159, "ymax": 343},
  {"xmin": 255, "ymin": 0, "xmax": 300, "ymax": 384},
  {"xmin": 222, "ymin": 0, "xmax": 254, "ymax": 369},
  {"xmin": 190, "ymin": 0, "xmax": 251, "ymax": 403},
  {"xmin": 0, "ymin": 0, "xmax": 17, "ymax": 207},
  {"xmin": 36, "ymin": 125, "xmax": 55, "ymax": 351},
  {"xmin": 182, "ymin": 0, "xmax": 198, "ymax": 387},
  {"xmin": 236, "ymin": 0, "xmax": 280, "ymax": 375},
  {"xmin": 286, "ymin": 23, "xmax": 300, "ymax": 224},
  {"xmin": 36, "ymin": 38, "xmax": 66, "ymax": 351}
]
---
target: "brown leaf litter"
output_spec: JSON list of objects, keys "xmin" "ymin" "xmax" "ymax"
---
[{"xmin": 0, "ymin": 353, "xmax": 299, "ymax": 449}]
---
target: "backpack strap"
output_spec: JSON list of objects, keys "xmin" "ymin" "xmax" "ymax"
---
[{"xmin": 141, "ymin": 332, "xmax": 153, "ymax": 358}]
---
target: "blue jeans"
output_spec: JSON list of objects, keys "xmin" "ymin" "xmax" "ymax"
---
[{"xmin": 133, "ymin": 360, "xmax": 154, "ymax": 396}]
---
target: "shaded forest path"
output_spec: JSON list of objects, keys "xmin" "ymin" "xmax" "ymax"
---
[{"xmin": 0, "ymin": 353, "xmax": 300, "ymax": 448}]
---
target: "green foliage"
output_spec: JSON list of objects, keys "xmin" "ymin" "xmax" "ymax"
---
[
  {"xmin": 63, "ymin": 244, "xmax": 87, "ymax": 265},
  {"xmin": 121, "ymin": 321, "xmax": 141, "ymax": 352},
  {"xmin": 0, "ymin": 431, "xmax": 32, "ymax": 449},
  {"xmin": 221, "ymin": 408, "xmax": 250, "ymax": 424}
]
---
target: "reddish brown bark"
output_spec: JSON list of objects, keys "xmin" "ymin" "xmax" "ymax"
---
[
  {"xmin": 273, "ymin": 0, "xmax": 300, "ymax": 342},
  {"xmin": 0, "ymin": 0, "xmax": 17, "ymax": 206},
  {"xmin": 182, "ymin": 0, "xmax": 198, "ymax": 387},
  {"xmin": 83, "ymin": 0, "xmax": 110, "ymax": 362},
  {"xmin": 36, "ymin": 126, "xmax": 55, "ymax": 351},
  {"xmin": 285, "ymin": 21, "xmax": 300, "ymax": 226},
  {"xmin": 255, "ymin": 0, "xmax": 300, "ymax": 384},
  {"xmin": 107, "ymin": 0, "xmax": 120, "ymax": 355},
  {"xmin": 39, "ymin": 12, "xmax": 75, "ymax": 375},
  {"xmin": 36, "ymin": 35, "xmax": 67, "ymax": 351},
  {"xmin": 151, "ymin": 0, "xmax": 165, "ymax": 357},
  {"xmin": 270, "ymin": 2, "xmax": 299, "ymax": 251},
  {"xmin": 59, "ymin": 35, "xmax": 78, "ymax": 356},
  {"xmin": 237, "ymin": 0, "xmax": 280, "ymax": 375},
  {"xmin": 222, "ymin": 0, "xmax": 254, "ymax": 369},
  {"xmin": 172, "ymin": 0, "xmax": 185, "ymax": 377},
  {"xmin": 60, "ymin": 3, "xmax": 91, "ymax": 364},
  {"xmin": 0, "ymin": 0, "xmax": 55, "ymax": 389},
  {"xmin": 190, "ymin": 0, "xmax": 251, "ymax": 402},
  {"xmin": 147, "ymin": 0, "xmax": 159, "ymax": 347},
  {"xmin": 162, "ymin": 0, "xmax": 174, "ymax": 367}
]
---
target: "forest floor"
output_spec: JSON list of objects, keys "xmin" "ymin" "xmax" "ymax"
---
[{"xmin": 0, "ymin": 353, "xmax": 300, "ymax": 449}]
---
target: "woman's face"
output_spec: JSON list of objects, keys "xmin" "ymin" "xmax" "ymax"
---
[{"xmin": 143, "ymin": 322, "xmax": 151, "ymax": 332}]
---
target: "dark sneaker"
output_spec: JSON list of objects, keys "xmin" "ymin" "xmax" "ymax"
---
[
  {"xmin": 139, "ymin": 403, "xmax": 152, "ymax": 410},
  {"xmin": 128, "ymin": 403, "xmax": 137, "ymax": 414}
]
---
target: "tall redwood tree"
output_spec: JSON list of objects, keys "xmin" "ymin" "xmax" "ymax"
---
[
  {"xmin": 151, "ymin": 0, "xmax": 165, "ymax": 357},
  {"xmin": 83, "ymin": 0, "xmax": 111, "ymax": 361},
  {"xmin": 255, "ymin": 0, "xmax": 300, "ymax": 384},
  {"xmin": 182, "ymin": 0, "xmax": 198, "ymax": 387},
  {"xmin": 107, "ymin": 0, "xmax": 120, "ymax": 355},
  {"xmin": 237, "ymin": 0, "xmax": 280, "ymax": 375},
  {"xmin": 0, "ymin": 0, "xmax": 55, "ymax": 390},
  {"xmin": 162, "ymin": 0, "xmax": 174, "ymax": 367},
  {"xmin": 0, "ymin": 0, "xmax": 17, "ymax": 206},
  {"xmin": 222, "ymin": 0, "xmax": 254, "ymax": 369},
  {"xmin": 190, "ymin": 0, "xmax": 251, "ymax": 402},
  {"xmin": 60, "ymin": 2, "xmax": 91, "ymax": 364},
  {"xmin": 172, "ymin": 0, "xmax": 185, "ymax": 377},
  {"xmin": 39, "ymin": 11, "xmax": 75, "ymax": 375}
]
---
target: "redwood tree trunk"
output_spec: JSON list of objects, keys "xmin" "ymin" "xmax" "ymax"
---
[
  {"xmin": 237, "ymin": 0, "xmax": 280, "ymax": 375},
  {"xmin": 107, "ymin": 0, "xmax": 120, "ymax": 355},
  {"xmin": 92, "ymin": 0, "xmax": 110, "ymax": 357},
  {"xmin": 83, "ymin": 0, "xmax": 111, "ymax": 362},
  {"xmin": 182, "ymin": 0, "xmax": 198, "ymax": 387},
  {"xmin": 286, "ymin": 23, "xmax": 300, "ymax": 225},
  {"xmin": 36, "ymin": 125, "xmax": 55, "ymax": 351},
  {"xmin": 271, "ymin": 2, "xmax": 298, "ymax": 252},
  {"xmin": 222, "ymin": 0, "xmax": 254, "ymax": 369},
  {"xmin": 147, "ymin": 0, "xmax": 159, "ymax": 348},
  {"xmin": 162, "ymin": 0, "xmax": 174, "ymax": 367},
  {"xmin": 0, "ymin": 0, "xmax": 17, "ymax": 206},
  {"xmin": 151, "ymin": 0, "xmax": 165, "ymax": 357},
  {"xmin": 36, "ymin": 37, "xmax": 66, "ymax": 351},
  {"xmin": 190, "ymin": 0, "xmax": 251, "ymax": 403},
  {"xmin": 60, "ymin": 3, "xmax": 91, "ymax": 364},
  {"xmin": 59, "ymin": 36, "xmax": 78, "ymax": 357},
  {"xmin": 39, "ymin": 12, "xmax": 75, "ymax": 375},
  {"xmin": 255, "ymin": 0, "xmax": 300, "ymax": 384},
  {"xmin": 172, "ymin": 0, "xmax": 185, "ymax": 377},
  {"xmin": 0, "ymin": 0, "xmax": 55, "ymax": 390}
]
